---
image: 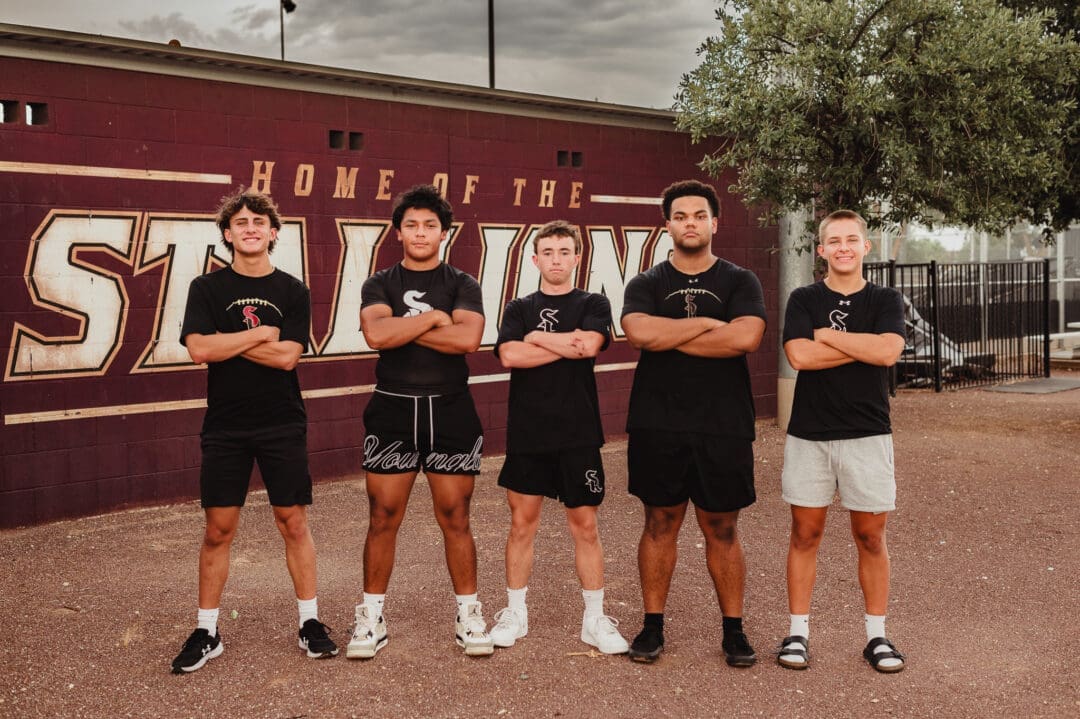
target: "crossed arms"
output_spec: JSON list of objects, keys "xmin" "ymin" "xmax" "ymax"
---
[
  {"xmin": 784, "ymin": 327, "xmax": 905, "ymax": 370},
  {"xmin": 360, "ymin": 304, "xmax": 484, "ymax": 354},
  {"xmin": 498, "ymin": 329, "xmax": 607, "ymax": 369},
  {"xmin": 620, "ymin": 313, "xmax": 765, "ymax": 358},
  {"xmin": 185, "ymin": 325, "xmax": 303, "ymax": 370}
]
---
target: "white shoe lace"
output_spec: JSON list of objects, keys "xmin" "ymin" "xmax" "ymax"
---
[
  {"xmin": 492, "ymin": 607, "xmax": 521, "ymax": 633},
  {"xmin": 591, "ymin": 615, "xmax": 621, "ymax": 638}
]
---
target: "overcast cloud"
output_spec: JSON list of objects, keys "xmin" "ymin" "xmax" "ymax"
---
[{"xmin": 1, "ymin": 0, "xmax": 720, "ymax": 108}]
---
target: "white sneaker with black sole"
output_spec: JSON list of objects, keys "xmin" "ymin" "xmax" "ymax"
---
[
  {"xmin": 455, "ymin": 602, "xmax": 494, "ymax": 656},
  {"xmin": 346, "ymin": 604, "xmax": 388, "ymax": 659}
]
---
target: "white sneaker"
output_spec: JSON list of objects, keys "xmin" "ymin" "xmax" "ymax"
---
[
  {"xmin": 346, "ymin": 604, "xmax": 387, "ymax": 659},
  {"xmin": 489, "ymin": 607, "xmax": 528, "ymax": 648},
  {"xmin": 455, "ymin": 602, "xmax": 495, "ymax": 656},
  {"xmin": 581, "ymin": 614, "xmax": 629, "ymax": 655}
]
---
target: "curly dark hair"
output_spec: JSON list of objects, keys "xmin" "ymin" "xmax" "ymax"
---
[
  {"xmin": 660, "ymin": 180, "xmax": 720, "ymax": 221},
  {"xmin": 391, "ymin": 184, "xmax": 453, "ymax": 231},
  {"xmin": 215, "ymin": 187, "xmax": 282, "ymax": 255}
]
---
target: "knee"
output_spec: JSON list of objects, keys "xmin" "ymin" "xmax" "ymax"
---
[
  {"xmin": 508, "ymin": 514, "xmax": 540, "ymax": 542},
  {"xmin": 275, "ymin": 512, "xmax": 310, "ymax": 543},
  {"xmin": 435, "ymin": 503, "xmax": 471, "ymax": 535},
  {"xmin": 368, "ymin": 502, "xmax": 404, "ymax": 535},
  {"xmin": 853, "ymin": 529, "xmax": 887, "ymax": 555},
  {"xmin": 567, "ymin": 515, "xmax": 599, "ymax": 545},
  {"xmin": 790, "ymin": 524, "xmax": 824, "ymax": 552},
  {"xmin": 643, "ymin": 511, "xmax": 680, "ymax": 540},
  {"xmin": 203, "ymin": 523, "xmax": 236, "ymax": 549}
]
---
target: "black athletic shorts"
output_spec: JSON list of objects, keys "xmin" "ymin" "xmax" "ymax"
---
[
  {"xmin": 627, "ymin": 430, "xmax": 755, "ymax": 513},
  {"xmin": 362, "ymin": 389, "xmax": 483, "ymax": 475},
  {"xmin": 200, "ymin": 423, "xmax": 312, "ymax": 508},
  {"xmin": 498, "ymin": 446, "xmax": 605, "ymax": 508}
]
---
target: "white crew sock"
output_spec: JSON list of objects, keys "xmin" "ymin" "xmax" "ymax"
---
[
  {"xmin": 779, "ymin": 614, "xmax": 809, "ymax": 665},
  {"xmin": 582, "ymin": 588, "xmax": 605, "ymax": 619},
  {"xmin": 362, "ymin": 592, "xmax": 386, "ymax": 615},
  {"xmin": 507, "ymin": 586, "xmax": 528, "ymax": 611},
  {"xmin": 455, "ymin": 593, "xmax": 478, "ymax": 618},
  {"xmin": 297, "ymin": 597, "xmax": 318, "ymax": 627},
  {"xmin": 197, "ymin": 607, "xmax": 219, "ymax": 637},
  {"xmin": 865, "ymin": 614, "xmax": 903, "ymax": 668}
]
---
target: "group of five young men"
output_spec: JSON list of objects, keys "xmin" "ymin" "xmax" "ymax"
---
[{"xmin": 171, "ymin": 180, "xmax": 906, "ymax": 676}]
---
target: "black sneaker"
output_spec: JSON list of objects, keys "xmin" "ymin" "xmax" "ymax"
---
[
  {"xmin": 171, "ymin": 628, "xmax": 223, "ymax": 674},
  {"xmin": 628, "ymin": 624, "xmax": 664, "ymax": 663},
  {"xmin": 299, "ymin": 619, "xmax": 339, "ymax": 658},
  {"xmin": 722, "ymin": 630, "xmax": 757, "ymax": 667}
]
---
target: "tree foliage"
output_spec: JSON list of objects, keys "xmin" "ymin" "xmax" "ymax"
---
[{"xmin": 675, "ymin": 0, "xmax": 1080, "ymax": 237}]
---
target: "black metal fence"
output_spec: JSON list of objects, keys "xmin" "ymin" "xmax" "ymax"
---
[{"xmin": 864, "ymin": 260, "xmax": 1050, "ymax": 391}]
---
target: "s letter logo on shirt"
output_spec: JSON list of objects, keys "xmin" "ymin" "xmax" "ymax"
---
[
  {"xmin": 829, "ymin": 309, "xmax": 849, "ymax": 331},
  {"xmin": 585, "ymin": 470, "xmax": 602, "ymax": 493},
  {"xmin": 403, "ymin": 290, "xmax": 434, "ymax": 317},
  {"xmin": 537, "ymin": 308, "xmax": 559, "ymax": 332},
  {"xmin": 242, "ymin": 305, "xmax": 261, "ymax": 329}
]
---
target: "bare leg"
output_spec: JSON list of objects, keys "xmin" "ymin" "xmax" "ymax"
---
[
  {"xmin": 271, "ymin": 504, "xmax": 317, "ymax": 600},
  {"xmin": 694, "ymin": 507, "xmax": 746, "ymax": 617},
  {"xmin": 786, "ymin": 505, "xmax": 829, "ymax": 614},
  {"xmin": 362, "ymin": 471, "xmax": 418, "ymax": 593},
  {"xmin": 565, "ymin": 505, "xmax": 604, "ymax": 591},
  {"xmin": 427, "ymin": 472, "xmax": 478, "ymax": 594},
  {"xmin": 637, "ymin": 503, "xmax": 688, "ymax": 612},
  {"xmin": 850, "ymin": 511, "xmax": 890, "ymax": 615},
  {"xmin": 198, "ymin": 506, "xmax": 241, "ymax": 608},
  {"xmin": 504, "ymin": 491, "xmax": 543, "ymax": 588}
]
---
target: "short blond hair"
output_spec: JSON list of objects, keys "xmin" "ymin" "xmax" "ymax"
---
[{"xmin": 818, "ymin": 210, "xmax": 868, "ymax": 243}]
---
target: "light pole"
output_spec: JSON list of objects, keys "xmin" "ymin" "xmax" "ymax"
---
[
  {"xmin": 488, "ymin": 0, "xmax": 495, "ymax": 88},
  {"xmin": 280, "ymin": 0, "xmax": 297, "ymax": 61}
]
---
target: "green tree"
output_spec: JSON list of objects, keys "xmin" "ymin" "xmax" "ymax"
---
[
  {"xmin": 999, "ymin": 0, "xmax": 1079, "ymax": 235},
  {"xmin": 676, "ymin": 0, "xmax": 1079, "ymax": 240}
]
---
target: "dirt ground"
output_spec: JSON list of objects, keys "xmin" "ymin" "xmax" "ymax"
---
[{"xmin": 2, "ymin": 369, "xmax": 1078, "ymax": 719}]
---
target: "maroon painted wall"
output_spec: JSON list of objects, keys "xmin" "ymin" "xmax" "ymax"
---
[{"xmin": 0, "ymin": 53, "xmax": 778, "ymax": 528}]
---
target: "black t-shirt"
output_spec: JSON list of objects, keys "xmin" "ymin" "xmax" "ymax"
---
[
  {"xmin": 494, "ymin": 289, "xmax": 612, "ymax": 454},
  {"xmin": 622, "ymin": 259, "xmax": 767, "ymax": 439},
  {"xmin": 181, "ymin": 266, "xmax": 310, "ymax": 432},
  {"xmin": 783, "ymin": 281, "xmax": 905, "ymax": 440},
  {"xmin": 361, "ymin": 263, "xmax": 484, "ymax": 395}
]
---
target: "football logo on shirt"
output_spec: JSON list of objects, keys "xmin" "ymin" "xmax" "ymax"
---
[
  {"xmin": 403, "ymin": 290, "xmax": 434, "ymax": 317},
  {"xmin": 664, "ymin": 288, "xmax": 722, "ymax": 318},
  {"xmin": 829, "ymin": 309, "xmax": 849, "ymax": 331},
  {"xmin": 585, "ymin": 470, "xmax": 602, "ymax": 493},
  {"xmin": 537, "ymin": 308, "xmax": 559, "ymax": 332},
  {"xmin": 226, "ymin": 297, "xmax": 282, "ymax": 329}
]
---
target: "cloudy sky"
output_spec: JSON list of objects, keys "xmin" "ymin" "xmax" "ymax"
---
[{"xmin": 2, "ymin": 0, "xmax": 720, "ymax": 108}]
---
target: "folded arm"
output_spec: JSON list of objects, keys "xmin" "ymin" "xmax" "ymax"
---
[
  {"xmin": 677, "ymin": 316, "xmax": 765, "ymax": 358},
  {"xmin": 621, "ymin": 313, "xmax": 722, "ymax": 352},
  {"xmin": 813, "ymin": 327, "xmax": 906, "ymax": 367},
  {"xmin": 184, "ymin": 325, "xmax": 278, "ymax": 365},
  {"xmin": 783, "ymin": 338, "xmax": 857, "ymax": 370},
  {"xmin": 241, "ymin": 339, "xmax": 304, "ymax": 370},
  {"xmin": 413, "ymin": 309, "xmax": 485, "ymax": 354},
  {"xmin": 360, "ymin": 304, "xmax": 452, "ymax": 350}
]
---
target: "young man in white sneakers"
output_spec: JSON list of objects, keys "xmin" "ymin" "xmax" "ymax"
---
[
  {"xmin": 621, "ymin": 180, "xmax": 766, "ymax": 666},
  {"xmin": 490, "ymin": 221, "xmax": 629, "ymax": 655},
  {"xmin": 779, "ymin": 210, "xmax": 906, "ymax": 673},
  {"xmin": 172, "ymin": 188, "xmax": 337, "ymax": 674},
  {"xmin": 349, "ymin": 185, "xmax": 492, "ymax": 659}
]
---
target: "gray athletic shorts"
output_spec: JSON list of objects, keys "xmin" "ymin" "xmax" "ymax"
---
[{"xmin": 781, "ymin": 434, "xmax": 895, "ymax": 513}]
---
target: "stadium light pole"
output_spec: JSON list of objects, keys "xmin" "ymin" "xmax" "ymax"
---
[{"xmin": 280, "ymin": 0, "xmax": 297, "ymax": 61}]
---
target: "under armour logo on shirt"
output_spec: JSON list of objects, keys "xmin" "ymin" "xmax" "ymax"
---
[{"xmin": 838, "ymin": 300, "xmax": 851, "ymax": 306}]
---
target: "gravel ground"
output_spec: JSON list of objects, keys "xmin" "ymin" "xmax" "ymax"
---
[{"xmin": 2, "ymin": 369, "xmax": 1078, "ymax": 719}]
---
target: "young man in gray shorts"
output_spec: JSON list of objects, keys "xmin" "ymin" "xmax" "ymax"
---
[{"xmin": 779, "ymin": 210, "xmax": 907, "ymax": 672}]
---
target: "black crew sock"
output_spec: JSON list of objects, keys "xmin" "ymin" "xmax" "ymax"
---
[
  {"xmin": 722, "ymin": 616, "xmax": 744, "ymax": 637},
  {"xmin": 644, "ymin": 613, "xmax": 664, "ymax": 632}
]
